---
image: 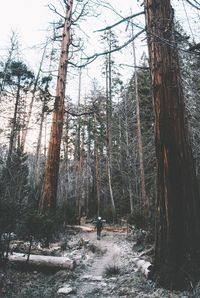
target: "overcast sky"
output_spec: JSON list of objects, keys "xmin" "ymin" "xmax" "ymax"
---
[
  {"xmin": 0, "ymin": 0, "xmax": 139, "ymax": 54},
  {"xmin": 0, "ymin": 0, "xmax": 199, "ymax": 59},
  {"xmin": 0, "ymin": 0, "xmax": 199, "ymax": 100}
]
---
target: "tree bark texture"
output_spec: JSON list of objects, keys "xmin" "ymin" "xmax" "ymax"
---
[
  {"xmin": 144, "ymin": 0, "xmax": 200, "ymax": 289},
  {"xmin": 39, "ymin": 0, "xmax": 73, "ymax": 214}
]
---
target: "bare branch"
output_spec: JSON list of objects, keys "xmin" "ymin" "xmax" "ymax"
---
[
  {"xmin": 72, "ymin": 1, "xmax": 89, "ymax": 24},
  {"xmin": 185, "ymin": 0, "xmax": 200, "ymax": 9},
  {"xmin": 48, "ymin": 4, "xmax": 66, "ymax": 19},
  {"xmin": 66, "ymin": 29, "xmax": 145, "ymax": 69},
  {"xmin": 95, "ymin": 11, "xmax": 144, "ymax": 32},
  {"xmin": 82, "ymin": 29, "xmax": 145, "ymax": 60}
]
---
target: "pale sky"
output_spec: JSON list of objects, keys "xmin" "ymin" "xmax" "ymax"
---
[
  {"xmin": 0, "ymin": 0, "xmax": 199, "ymax": 99},
  {"xmin": 0, "ymin": 0, "xmax": 199, "ymax": 59},
  {"xmin": 0, "ymin": 0, "xmax": 140, "ymax": 62}
]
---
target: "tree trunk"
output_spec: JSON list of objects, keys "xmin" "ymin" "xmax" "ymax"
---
[
  {"xmin": 39, "ymin": 0, "xmax": 73, "ymax": 214},
  {"xmin": 144, "ymin": 0, "xmax": 200, "ymax": 289},
  {"xmin": 34, "ymin": 101, "xmax": 46, "ymax": 185},
  {"xmin": 21, "ymin": 42, "xmax": 47, "ymax": 149},
  {"xmin": 132, "ymin": 29, "xmax": 148, "ymax": 214},
  {"xmin": 75, "ymin": 66, "xmax": 82, "ymax": 223},
  {"xmin": 7, "ymin": 81, "xmax": 20, "ymax": 163},
  {"xmin": 106, "ymin": 37, "xmax": 116, "ymax": 218},
  {"xmin": 124, "ymin": 95, "xmax": 134, "ymax": 214},
  {"xmin": 94, "ymin": 113, "xmax": 101, "ymax": 217}
]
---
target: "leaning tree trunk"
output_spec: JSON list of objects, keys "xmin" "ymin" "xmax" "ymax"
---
[
  {"xmin": 144, "ymin": 0, "xmax": 200, "ymax": 289},
  {"xmin": 39, "ymin": 0, "xmax": 73, "ymax": 214}
]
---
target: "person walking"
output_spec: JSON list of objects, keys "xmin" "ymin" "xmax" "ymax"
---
[{"xmin": 96, "ymin": 217, "xmax": 103, "ymax": 240}]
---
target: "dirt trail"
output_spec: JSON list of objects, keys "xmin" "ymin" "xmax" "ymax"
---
[
  {"xmin": 87, "ymin": 231, "xmax": 123, "ymax": 274},
  {"xmin": 71, "ymin": 229, "xmax": 135, "ymax": 297}
]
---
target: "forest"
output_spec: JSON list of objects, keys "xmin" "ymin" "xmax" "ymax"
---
[{"xmin": 1, "ymin": 0, "xmax": 200, "ymax": 297}]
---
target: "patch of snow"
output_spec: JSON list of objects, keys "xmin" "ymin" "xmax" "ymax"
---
[{"xmin": 57, "ymin": 285, "xmax": 74, "ymax": 294}]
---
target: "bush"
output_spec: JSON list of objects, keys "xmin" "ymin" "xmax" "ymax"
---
[
  {"xmin": 104, "ymin": 264, "xmax": 120, "ymax": 277},
  {"xmin": 19, "ymin": 210, "xmax": 59, "ymax": 248}
]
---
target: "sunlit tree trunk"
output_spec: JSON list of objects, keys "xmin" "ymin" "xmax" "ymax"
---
[
  {"xmin": 39, "ymin": 0, "xmax": 73, "ymax": 214},
  {"xmin": 144, "ymin": 0, "xmax": 200, "ymax": 289}
]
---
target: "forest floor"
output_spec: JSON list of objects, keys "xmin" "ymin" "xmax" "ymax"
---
[{"xmin": 0, "ymin": 225, "xmax": 200, "ymax": 297}]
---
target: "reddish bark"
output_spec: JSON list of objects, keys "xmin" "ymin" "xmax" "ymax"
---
[
  {"xmin": 39, "ymin": 0, "xmax": 73, "ymax": 214},
  {"xmin": 144, "ymin": 0, "xmax": 200, "ymax": 289}
]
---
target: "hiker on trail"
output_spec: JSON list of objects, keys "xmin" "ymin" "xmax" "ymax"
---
[{"xmin": 96, "ymin": 217, "xmax": 103, "ymax": 240}]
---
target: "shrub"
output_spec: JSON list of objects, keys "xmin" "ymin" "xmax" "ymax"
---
[{"xmin": 104, "ymin": 264, "xmax": 120, "ymax": 277}]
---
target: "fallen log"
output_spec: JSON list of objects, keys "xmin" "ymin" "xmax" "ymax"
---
[
  {"xmin": 7, "ymin": 253, "xmax": 75, "ymax": 270},
  {"xmin": 133, "ymin": 257, "xmax": 152, "ymax": 278}
]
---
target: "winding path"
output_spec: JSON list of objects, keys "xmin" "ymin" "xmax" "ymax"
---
[{"xmin": 72, "ymin": 229, "xmax": 134, "ymax": 297}]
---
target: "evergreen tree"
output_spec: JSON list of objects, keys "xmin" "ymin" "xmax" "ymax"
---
[{"xmin": 0, "ymin": 147, "xmax": 30, "ymax": 236}]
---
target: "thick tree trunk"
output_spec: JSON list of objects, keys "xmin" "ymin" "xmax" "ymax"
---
[
  {"xmin": 144, "ymin": 0, "xmax": 200, "ymax": 289},
  {"xmin": 39, "ymin": 0, "xmax": 73, "ymax": 214}
]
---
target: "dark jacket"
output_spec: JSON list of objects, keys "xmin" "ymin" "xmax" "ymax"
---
[{"xmin": 96, "ymin": 218, "xmax": 103, "ymax": 229}]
